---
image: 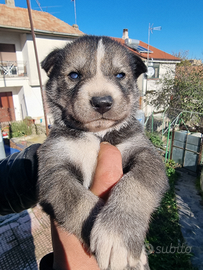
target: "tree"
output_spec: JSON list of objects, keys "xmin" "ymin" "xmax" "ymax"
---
[{"xmin": 149, "ymin": 56, "xmax": 203, "ymax": 124}]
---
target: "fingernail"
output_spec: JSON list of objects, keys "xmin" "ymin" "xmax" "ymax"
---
[{"xmin": 101, "ymin": 141, "xmax": 111, "ymax": 145}]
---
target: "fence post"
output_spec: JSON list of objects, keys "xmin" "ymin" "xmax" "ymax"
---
[
  {"xmin": 165, "ymin": 122, "xmax": 171, "ymax": 163},
  {"xmin": 162, "ymin": 110, "xmax": 165, "ymax": 140},
  {"xmin": 152, "ymin": 112, "xmax": 154, "ymax": 133},
  {"xmin": 170, "ymin": 128, "xmax": 175, "ymax": 160},
  {"xmin": 0, "ymin": 128, "xmax": 6, "ymax": 160}
]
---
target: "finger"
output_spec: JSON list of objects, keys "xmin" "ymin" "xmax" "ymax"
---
[{"xmin": 90, "ymin": 142, "xmax": 123, "ymax": 199}]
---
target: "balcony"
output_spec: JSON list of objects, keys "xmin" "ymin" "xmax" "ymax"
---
[{"xmin": 0, "ymin": 61, "xmax": 27, "ymax": 77}]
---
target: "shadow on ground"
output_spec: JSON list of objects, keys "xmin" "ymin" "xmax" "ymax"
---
[
  {"xmin": 175, "ymin": 170, "xmax": 203, "ymax": 270},
  {"xmin": 0, "ymin": 206, "xmax": 52, "ymax": 270},
  {"xmin": 0, "ymin": 211, "xmax": 37, "ymax": 269}
]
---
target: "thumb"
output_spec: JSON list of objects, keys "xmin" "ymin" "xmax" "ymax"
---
[{"xmin": 90, "ymin": 142, "xmax": 123, "ymax": 199}]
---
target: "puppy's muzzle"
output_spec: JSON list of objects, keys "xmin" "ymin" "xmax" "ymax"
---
[{"xmin": 90, "ymin": 96, "xmax": 113, "ymax": 114}]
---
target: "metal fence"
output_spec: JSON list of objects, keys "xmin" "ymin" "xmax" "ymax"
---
[
  {"xmin": 0, "ymin": 61, "xmax": 27, "ymax": 77},
  {"xmin": 144, "ymin": 108, "xmax": 203, "ymax": 171},
  {"xmin": 171, "ymin": 130, "xmax": 202, "ymax": 172}
]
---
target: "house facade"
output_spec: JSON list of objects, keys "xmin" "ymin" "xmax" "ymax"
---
[
  {"xmin": 115, "ymin": 29, "xmax": 180, "ymax": 117},
  {"xmin": 0, "ymin": 0, "xmax": 83, "ymax": 124}
]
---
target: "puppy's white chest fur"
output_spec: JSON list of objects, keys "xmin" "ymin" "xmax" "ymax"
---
[
  {"xmin": 63, "ymin": 134, "xmax": 100, "ymax": 188},
  {"xmin": 61, "ymin": 132, "xmax": 136, "ymax": 189}
]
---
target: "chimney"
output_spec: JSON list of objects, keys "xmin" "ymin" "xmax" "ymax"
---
[
  {"xmin": 72, "ymin": 24, "xmax": 79, "ymax": 30},
  {"xmin": 122, "ymin": 29, "xmax": 129, "ymax": 40},
  {"xmin": 5, "ymin": 0, "xmax": 15, "ymax": 7}
]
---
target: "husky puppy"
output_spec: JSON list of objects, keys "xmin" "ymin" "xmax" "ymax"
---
[{"xmin": 38, "ymin": 36, "xmax": 168, "ymax": 270}]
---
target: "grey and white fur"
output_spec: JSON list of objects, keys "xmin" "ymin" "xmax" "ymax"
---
[{"xmin": 38, "ymin": 36, "xmax": 168, "ymax": 270}]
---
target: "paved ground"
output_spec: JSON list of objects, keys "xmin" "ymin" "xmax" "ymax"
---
[
  {"xmin": 175, "ymin": 170, "xmax": 203, "ymax": 270},
  {"xmin": 11, "ymin": 134, "xmax": 47, "ymax": 149},
  {"xmin": 0, "ymin": 205, "xmax": 52, "ymax": 270}
]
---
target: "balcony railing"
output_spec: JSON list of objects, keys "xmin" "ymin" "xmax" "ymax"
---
[{"xmin": 0, "ymin": 61, "xmax": 27, "ymax": 77}]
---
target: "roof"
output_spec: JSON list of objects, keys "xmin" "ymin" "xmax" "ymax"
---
[
  {"xmin": 0, "ymin": 4, "xmax": 83, "ymax": 37},
  {"xmin": 113, "ymin": 37, "xmax": 180, "ymax": 62}
]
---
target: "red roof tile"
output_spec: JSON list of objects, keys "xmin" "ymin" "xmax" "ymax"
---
[
  {"xmin": 0, "ymin": 4, "xmax": 83, "ymax": 36},
  {"xmin": 113, "ymin": 37, "xmax": 180, "ymax": 61}
]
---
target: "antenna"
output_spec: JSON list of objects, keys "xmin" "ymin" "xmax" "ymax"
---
[
  {"xmin": 35, "ymin": 0, "xmax": 43, "ymax": 11},
  {"xmin": 147, "ymin": 23, "xmax": 162, "ymax": 68},
  {"xmin": 71, "ymin": 0, "xmax": 77, "ymax": 25}
]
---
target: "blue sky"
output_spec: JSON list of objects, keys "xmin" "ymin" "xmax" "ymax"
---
[{"xmin": 1, "ymin": 0, "xmax": 203, "ymax": 61}]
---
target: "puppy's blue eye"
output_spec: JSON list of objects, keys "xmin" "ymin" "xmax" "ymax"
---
[
  {"xmin": 116, "ymin": 72, "xmax": 125, "ymax": 79},
  {"xmin": 69, "ymin": 72, "xmax": 80, "ymax": 79}
]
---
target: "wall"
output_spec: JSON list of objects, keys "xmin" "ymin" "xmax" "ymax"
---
[
  {"xmin": 0, "ymin": 29, "xmax": 76, "ymax": 121},
  {"xmin": 0, "ymin": 30, "xmax": 23, "ymax": 63},
  {"xmin": 18, "ymin": 86, "xmax": 27, "ymax": 119},
  {"xmin": 26, "ymin": 34, "xmax": 73, "ymax": 85},
  {"xmin": 23, "ymin": 85, "xmax": 43, "ymax": 118},
  {"xmin": 143, "ymin": 62, "xmax": 176, "ymax": 116}
]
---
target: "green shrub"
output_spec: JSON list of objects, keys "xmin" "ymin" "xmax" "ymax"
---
[
  {"xmin": 146, "ymin": 132, "xmax": 164, "ymax": 149},
  {"xmin": 165, "ymin": 159, "xmax": 176, "ymax": 177},
  {"xmin": 10, "ymin": 120, "xmax": 32, "ymax": 138}
]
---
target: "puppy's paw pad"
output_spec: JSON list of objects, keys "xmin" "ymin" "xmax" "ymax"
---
[
  {"xmin": 128, "ymin": 254, "xmax": 139, "ymax": 267},
  {"xmin": 91, "ymin": 226, "xmax": 138, "ymax": 270}
]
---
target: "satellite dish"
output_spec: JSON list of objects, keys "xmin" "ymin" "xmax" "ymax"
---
[{"xmin": 146, "ymin": 66, "xmax": 155, "ymax": 77}]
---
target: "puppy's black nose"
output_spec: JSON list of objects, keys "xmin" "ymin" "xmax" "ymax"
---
[{"xmin": 90, "ymin": 96, "xmax": 113, "ymax": 114}]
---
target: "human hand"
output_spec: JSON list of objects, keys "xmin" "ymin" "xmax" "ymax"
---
[{"xmin": 50, "ymin": 142, "xmax": 123, "ymax": 270}]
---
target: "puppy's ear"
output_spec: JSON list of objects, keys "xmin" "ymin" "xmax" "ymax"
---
[
  {"xmin": 131, "ymin": 54, "xmax": 147, "ymax": 78},
  {"xmin": 41, "ymin": 49, "xmax": 62, "ymax": 77}
]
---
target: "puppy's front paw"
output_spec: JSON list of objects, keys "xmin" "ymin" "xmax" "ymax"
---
[{"xmin": 90, "ymin": 220, "xmax": 140, "ymax": 270}]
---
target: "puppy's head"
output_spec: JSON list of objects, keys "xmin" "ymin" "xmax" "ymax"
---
[{"xmin": 42, "ymin": 36, "xmax": 146, "ymax": 132}]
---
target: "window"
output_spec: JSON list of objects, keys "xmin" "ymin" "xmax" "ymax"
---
[
  {"xmin": 0, "ymin": 44, "xmax": 16, "ymax": 61},
  {"xmin": 147, "ymin": 64, "xmax": 160, "ymax": 79},
  {"xmin": 0, "ymin": 44, "xmax": 17, "ymax": 76},
  {"xmin": 153, "ymin": 64, "xmax": 160, "ymax": 79}
]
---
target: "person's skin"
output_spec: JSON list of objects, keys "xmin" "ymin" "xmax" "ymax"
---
[{"xmin": 51, "ymin": 142, "xmax": 123, "ymax": 270}]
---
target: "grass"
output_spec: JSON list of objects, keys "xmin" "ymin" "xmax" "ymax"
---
[{"xmin": 146, "ymin": 160, "xmax": 196, "ymax": 270}]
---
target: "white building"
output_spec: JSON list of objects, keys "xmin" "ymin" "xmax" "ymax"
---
[
  {"xmin": 0, "ymin": 0, "xmax": 83, "ymax": 123},
  {"xmin": 116, "ymin": 29, "xmax": 180, "ymax": 117}
]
